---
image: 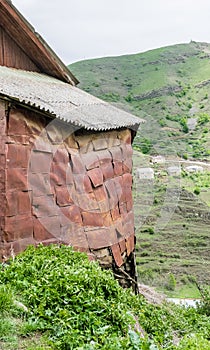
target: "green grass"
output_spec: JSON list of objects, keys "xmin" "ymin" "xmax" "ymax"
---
[
  {"xmin": 0, "ymin": 245, "xmax": 210, "ymax": 349},
  {"xmin": 164, "ymin": 283, "xmax": 201, "ymax": 299}
]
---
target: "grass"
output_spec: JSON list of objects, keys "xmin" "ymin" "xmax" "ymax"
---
[
  {"xmin": 0, "ymin": 316, "xmax": 53, "ymax": 350},
  {"xmin": 0, "ymin": 245, "xmax": 210, "ymax": 349},
  {"xmin": 164, "ymin": 283, "xmax": 201, "ymax": 299}
]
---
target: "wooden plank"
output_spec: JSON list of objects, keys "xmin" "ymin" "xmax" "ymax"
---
[
  {"xmin": 2, "ymin": 27, "xmax": 40, "ymax": 71},
  {"xmin": 0, "ymin": 25, "xmax": 4, "ymax": 65}
]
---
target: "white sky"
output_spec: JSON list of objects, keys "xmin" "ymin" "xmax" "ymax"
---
[{"xmin": 13, "ymin": 0, "xmax": 210, "ymax": 64}]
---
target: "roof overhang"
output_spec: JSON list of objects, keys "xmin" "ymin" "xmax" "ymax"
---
[{"xmin": 0, "ymin": 66, "xmax": 144, "ymax": 131}]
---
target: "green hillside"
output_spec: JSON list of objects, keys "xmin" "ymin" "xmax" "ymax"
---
[
  {"xmin": 69, "ymin": 42, "xmax": 210, "ymax": 295},
  {"xmin": 70, "ymin": 41, "xmax": 210, "ymax": 159}
]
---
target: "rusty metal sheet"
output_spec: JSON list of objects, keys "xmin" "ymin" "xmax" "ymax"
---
[
  {"xmin": 83, "ymin": 174, "xmax": 93, "ymax": 193},
  {"xmin": 5, "ymin": 191, "xmax": 17, "ymax": 216},
  {"xmin": 33, "ymin": 217, "xmax": 55, "ymax": 242},
  {"xmin": 29, "ymin": 173, "xmax": 52, "ymax": 196},
  {"xmin": 123, "ymin": 158, "xmax": 133, "ymax": 173},
  {"xmin": 74, "ymin": 192, "xmax": 99, "ymax": 211},
  {"xmin": 86, "ymin": 227, "xmax": 117, "ymax": 250},
  {"xmin": 61, "ymin": 205, "xmax": 83, "ymax": 225},
  {"xmin": 109, "ymin": 147, "xmax": 123, "ymax": 162},
  {"xmin": 5, "ymin": 237, "xmax": 36, "ymax": 257},
  {"xmin": 120, "ymin": 143, "xmax": 133, "ymax": 159},
  {"xmin": 34, "ymin": 216, "xmax": 61, "ymax": 239},
  {"xmin": 30, "ymin": 151, "xmax": 53, "ymax": 173},
  {"xmin": 0, "ymin": 136, "xmax": 6, "ymax": 154},
  {"xmin": 87, "ymin": 253, "xmax": 97, "ymax": 261},
  {"xmin": 6, "ymin": 168, "xmax": 28, "ymax": 191},
  {"xmin": 4, "ymin": 214, "xmax": 34, "ymax": 242},
  {"xmin": 114, "ymin": 221, "xmax": 125, "ymax": 240},
  {"xmin": 94, "ymin": 185, "xmax": 108, "ymax": 202},
  {"xmin": 123, "ymin": 173, "xmax": 133, "ymax": 188},
  {"xmin": 7, "ymin": 134, "xmax": 30, "ymax": 146},
  {"xmin": 53, "ymin": 147, "xmax": 70, "ymax": 165},
  {"xmin": 6, "ymin": 144, "xmax": 30, "ymax": 168},
  {"xmin": 8, "ymin": 109, "xmax": 29, "ymax": 136},
  {"xmin": 113, "ymin": 161, "xmax": 123, "ymax": 176},
  {"xmin": 115, "ymin": 176, "xmax": 125, "ymax": 203},
  {"xmin": 110, "ymin": 206, "xmax": 121, "ymax": 221},
  {"xmin": 102, "ymin": 212, "xmax": 113, "ymax": 226},
  {"xmin": 73, "ymin": 174, "xmax": 87, "ymax": 194},
  {"xmin": 126, "ymin": 235, "xmax": 135, "ymax": 256},
  {"xmin": 50, "ymin": 162, "xmax": 69, "ymax": 186},
  {"xmin": 0, "ymin": 198, "xmax": 6, "ymax": 217},
  {"xmin": 70, "ymin": 154, "xmax": 86, "ymax": 174},
  {"xmin": 97, "ymin": 149, "xmax": 112, "ymax": 164},
  {"xmin": 126, "ymin": 199, "xmax": 133, "ymax": 212},
  {"xmin": 32, "ymin": 195, "xmax": 59, "ymax": 218},
  {"xmin": 118, "ymin": 129, "xmax": 131, "ymax": 144},
  {"xmin": 81, "ymin": 151, "xmax": 99, "ymax": 170},
  {"xmin": 105, "ymin": 179, "xmax": 118, "ymax": 209},
  {"xmin": 111, "ymin": 243, "xmax": 123, "ymax": 267},
  {"xmin": 55, "ymin": 185, "xmax": 73, "ymax": 207},
  {"xmin": 61, "ymin": 227, "xmax": 89, "ymax": 249},
  {"xmin": 123, "ymin": 211, "xmax": 135, "ymax": 239},
  {"xmin": 18, "ymin": 190, "xmax": 32, "ymax": 215},
  {"xmin": 92, "ymin": 137, "xmax": 108, "ymax": 151},
  {"xmin": 119, "ymin": 239, "xmax": 126, "ymax": 254},
  {"xmin": 40, "ymin": 238, "xmax": 61, "ymax": 246},
  {"xmin": 119, "ymin": 203, "xmax": 127, "ymax": 216},
  {"xmin": 81, "ymin": 211, "xmax": 103, "ymax": 227},
  {"xmin": 100, "ymin": 162, "xmax": 114, "ymax": 180},
  {"xmin": 87, "ymin": 168, "xmax": 103, "ymax": 188}
]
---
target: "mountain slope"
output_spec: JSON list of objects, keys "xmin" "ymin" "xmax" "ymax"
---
[{"xmin": 70, "ymin": 41, "xmax": 210, "ymax": 160}]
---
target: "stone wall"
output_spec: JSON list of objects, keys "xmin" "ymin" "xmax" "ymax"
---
[{"xmin": 0, "ymin": 102, "xmax": 137, "ymax": 289}]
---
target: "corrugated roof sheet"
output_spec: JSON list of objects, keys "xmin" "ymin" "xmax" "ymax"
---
[{"xmin": 0, "ymin": 66, "xmax": 143, "ymax": 131}]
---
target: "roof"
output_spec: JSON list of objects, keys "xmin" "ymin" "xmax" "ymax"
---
[
  {"xmin": 0, "ymin": 0, "xmax": 78, "ymax": 85},
  {"xmin": 0, "ymin": 66, "xmax": 143, "ymax": 131}
]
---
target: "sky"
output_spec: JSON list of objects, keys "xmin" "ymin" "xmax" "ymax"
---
[{"xmin": 12, "ymin": 0, "xmax": 210, "ymax": 64}]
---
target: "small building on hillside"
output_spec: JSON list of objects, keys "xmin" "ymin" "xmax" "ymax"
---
[{"xmin": 0, "ymin": 0, "xmax": 143, "ymax": 290}]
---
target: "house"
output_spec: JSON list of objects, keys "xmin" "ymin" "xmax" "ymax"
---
[
  {"xmin": 136, "ymin": 167, "xmax": 154, "ymax": 180},
  {"xmin": 0, "ymin": 0, "xmax": 144, "ymax": 290}
]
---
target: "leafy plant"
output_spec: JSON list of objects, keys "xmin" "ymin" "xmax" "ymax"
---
[{"xmin": 1, "ymin": 245, "xmax": 210, "ymax": 349}]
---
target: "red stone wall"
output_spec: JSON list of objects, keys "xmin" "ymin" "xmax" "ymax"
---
[
  {"xmin": 0, "ymin": 103, "xmax": 136, "ymax": 285},
  {"xmin": 0, "ymin": 101, "xmax": 7, "ymax": 255}
]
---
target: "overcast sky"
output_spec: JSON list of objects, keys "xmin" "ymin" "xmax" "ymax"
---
[{"xmin": 13, "ymin": 0, "xmax": 210, "ymax": 64}]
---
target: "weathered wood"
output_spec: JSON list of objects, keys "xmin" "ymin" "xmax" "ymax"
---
[{"xmin": 0, "ymin": 25, "xmax": 40, "ymax": 71}]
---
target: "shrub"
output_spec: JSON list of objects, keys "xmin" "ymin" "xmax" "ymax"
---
[
  {"xmin": 0, "ymin": 285, "xmax": 13, "ymax": 313},
  {"xmin": 194, "ymin": 187, "xmax": 200, "ymax": 195},
  {"xmin": 197, "ymin": 285, "xmax": 210, "ymax": 316},
  {"xmin": 166, "ymin": 273, "xmax": 176, "ymax": 291},
  {"xmin": 147, "ymin": 227, "xmax": 155, "ymax": 235}
]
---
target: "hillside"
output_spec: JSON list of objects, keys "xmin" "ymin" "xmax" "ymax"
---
[
  {"xmin": 70, "ymin": 41, "xmax": 210, "ymax": 160},
  {"xmin": 69, "ymin": 42, "xmax": 210, "ymax": 294}
]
